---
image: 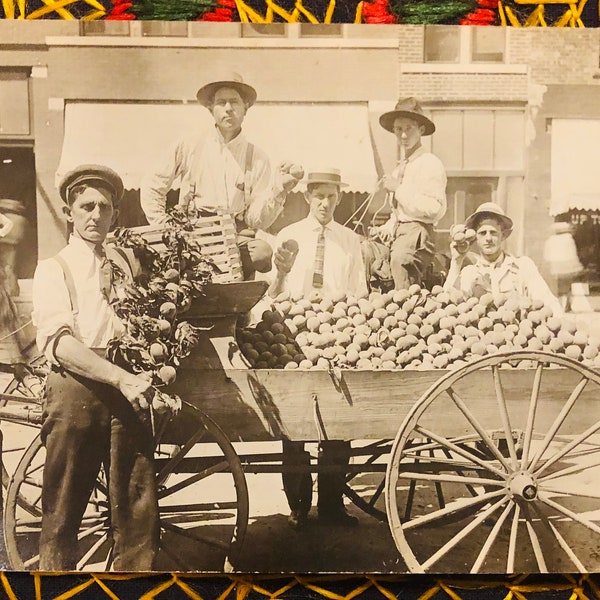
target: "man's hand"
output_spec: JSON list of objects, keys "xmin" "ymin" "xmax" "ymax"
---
[
  {"xmin": 117, "ymin": 371, "xmax": 153, "ymax": 412},
  {"xmin": 277, "ymin": 163, "xmax": 304, "ymax": 194},
  {"xmin": 273, "ymin": 239, "xmax": 299, "ymax": 274},
  {"xmin": 449, "ymin": 224, "xmax": 476, "ymax": 262},
  {"xmin": 369, "ymin": 218, "xmax": 396, "ymax": 245},
  {"xmin": 382, "ymin": 174, "xmax": 401, "ymax": 193}
]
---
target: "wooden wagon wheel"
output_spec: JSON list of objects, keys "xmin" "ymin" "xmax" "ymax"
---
[
  {"xmin": 4, "ymin": 402, "xmax": 249, "ymax": 571},
  {"xmin": 385, "ymin": 350, "xmax": 600, "ymax": 574}
]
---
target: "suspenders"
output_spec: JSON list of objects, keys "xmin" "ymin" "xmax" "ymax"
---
[{"xmin": 52, "ymin": 246, "xmax": 135, "ymax": 319}]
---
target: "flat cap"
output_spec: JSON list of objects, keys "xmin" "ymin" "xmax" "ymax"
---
[{"xmin": 58, "ymin": 164, "xmax": 124, "ymax": 206}]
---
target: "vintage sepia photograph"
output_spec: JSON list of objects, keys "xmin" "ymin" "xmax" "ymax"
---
[{"xmin": 0, "ymin": 21, "xmax": 600, "ymax": 575}]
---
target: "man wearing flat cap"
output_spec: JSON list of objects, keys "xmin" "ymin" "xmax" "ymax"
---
[
  {"xmin": 444, "ymin": 202, "xmax": 562, "ymax": 315},
  {"xmin": 32, "ymin": 165, "xmax": 159, "ymax": 570},
  {"xmin": 367, "ymin": 97, "xmax": 447, "ymax": 290},
  {"xmin": 141, "ymin": 72, "xmax": 302, "ymax": 278}
]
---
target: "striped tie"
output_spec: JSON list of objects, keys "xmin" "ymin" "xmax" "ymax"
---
[{"xmin": 312, "ymin": 226, "xmax": 326, "ymax": 289}]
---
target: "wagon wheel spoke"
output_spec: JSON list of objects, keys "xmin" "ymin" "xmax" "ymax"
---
[
  {"xmin": 156, "ymin": 427, "xmax": 208, "ymax": 485},
  {"xmin": 76, "ymin": 530, "xmax": 112, "ymax": 571},
  {"xmin": 406, "ymin": 433, "xmax": 487, "ymax": 454},
  {"xmin": 161, "ymin": 520, "xmax": 229, "ymax": 552},
  {"xmin": 413, "ymin": 425, "xmax": 507, "ymax": 479},
  {"xmin": 158, "ymin": 459, "xmax": 230, "ymax": 500},
  {"xmin": 23, "ymin": 553, "xmax": 41, "ymax": 569},
  {"xmin": 471, "ymin": 501, "xmax": 514, "ymax": 574},
  {"xmin": 492, "ymin": 366, "xmax": 519, "ymax": 469},
  {"xmin": 403, "ymin": 489, "xmax": 506, "ymax": 531},
  {"xmin": 528, "ymin": 376, "xmax": 589, "ymax": 472},
  {"xmin": 538, "ymin": 493, "xmax": 600, "ymax": 535},
  {"xmin": 429, "ymin": 449, "xmax": 445, "ymax": 509},
  {"xmin": 520, "ymin": 363, "xmax": 543, "ymax": 470},
  {"xmin": 528, "ymin": 498, "xmax": 587, "ymax": 572},
  {"xmin": 445, "ymin": 388, "xmax": 512, "ymax": 472},
  {"xmin": 403, "ymin": 448, "xmax": 422, "ymax": 522},
  {"xmin": 398, "ymin": 471, "xmax": 503, "ymax": 488},
  {"xmin": 522, "ymin": 504, "xmax": 548, "ymax": 573},
  {"xmin": 533, "ymin": 419, "xmax": 600, "ymax": 477},
  {"xmin": 507, "ymin": 496, "xmax": 521, "ymax": 573},
  {"xmin": 538, "ymin": 455, "xmax": 600, "ymax": 483},
  {"xmin": 441, "ymin": 448, "xmax": 479, "ymax": 497},
  {"xmin": 539, "ymin": 486, "xmax": 600, "ymax": 501},
  {"xmin": 421, "ymin": 496, "xmax": 509, "ymax": 571}
]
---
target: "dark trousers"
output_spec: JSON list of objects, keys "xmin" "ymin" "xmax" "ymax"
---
[
  {"xmin": 39, "ymin": 369, "xmax": 159, "ymax": 571},
  {"xmin": 282, "ymin": 440, "xmax": 351, "ymax": 515}
]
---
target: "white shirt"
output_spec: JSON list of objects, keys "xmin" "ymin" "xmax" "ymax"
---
[
  {"xmin": 32, "ymin": 236, "xmax": 126, "ymax": 364},
  {"xmin": 392, "ymin": 147, "xmax": 447, "ymax": 224},
  {"xmin": 457, "ymin": 253, "xmax": 563, "ymax": 316},
  {"xmin": 141, "ymin": 127, "xmax": 286, "ymax": 229},
  {"xmin": 275, "ymin": 214, "xmax": 368, "ymax": 299}
]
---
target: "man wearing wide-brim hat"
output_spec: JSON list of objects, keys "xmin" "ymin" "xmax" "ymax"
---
[
  {"xmin": 140, "ymin": 71, "xmax": 303, "ymax": 279},
  {"xmin": 367, "ymin": 97, "xmax": 447, "ymax": 290},
  {"xmin": 444, "ymin": 202, "xmax": 562, "ymax": 315},
  {"xmin": 32, "ymin": 164, "xmax": 160, "ymax": 570},
  {"xmin": 269, "ymin": 168, "xmax": 367, "ymax": 531}
]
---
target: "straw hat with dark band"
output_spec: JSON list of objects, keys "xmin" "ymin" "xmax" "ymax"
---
[
  {"xmin": 303, "ymin": 168, "xmax": 348, "ymax": 188},
  {"xmin": 464, "ymin": 202, "xmax": 514, "ymax": 235},
  {"xmin": 196, "ymin": 72, "xmax": 257, "ymax": 108},
  {"xmin": 379, "ymin": 97, "xmax": 435, "ymax": 136},
  {"xmin": 59, "ymin": 165, "xmax": 124, "ymax": 207}
]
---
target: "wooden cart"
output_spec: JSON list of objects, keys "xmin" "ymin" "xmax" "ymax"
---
[{"xmin": 2, "ymin": 281, "xmax": 600, "ymax": 574}]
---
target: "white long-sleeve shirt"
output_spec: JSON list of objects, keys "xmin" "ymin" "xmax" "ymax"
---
[
  {"xmin": 451, "ymin": 253, "xmax": 563, "ymax": 316},
  {"xmin": 274, "ymin": 214, "xmax": 368, "ymax": 299},
  {"xmin": 141, "ymin": 127, "xmax": 286, "ymax": 230},
  {"xmin": 32, "ymin": 236, "xmax": 128, "ymax": 364},
  {"xmin": 391, "ymin": 147, "xmax": 447, "ymax": 224}
]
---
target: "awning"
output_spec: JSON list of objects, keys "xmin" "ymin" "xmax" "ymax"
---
[
  {"xmin": 550, "ymin": 118, "xmax": 600, "ymax": 216},
  {"xmin": 57, "ymin": 101, "xmax": 378, "ymax": 193}
]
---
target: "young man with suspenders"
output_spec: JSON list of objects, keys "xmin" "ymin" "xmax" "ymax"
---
[
  {"xmin": 141, "ymin": 72, "xmax": 303, "ymax": 279},
  {"xmin": 32, "ymin": 165, "xmax": 160, "ymax": 570}
]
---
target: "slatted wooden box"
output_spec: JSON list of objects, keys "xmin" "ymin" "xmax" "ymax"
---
[{"xmin": 113, "ymin": 210, "xmax": 244, "ymax": 284}]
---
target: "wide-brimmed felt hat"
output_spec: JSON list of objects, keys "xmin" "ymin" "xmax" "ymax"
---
[
  {"xmin": 379, "ymin": 97, "xmax": 435, "ymax": 136},
  {"xmin": 59, "ymin": 164, "xmax": 124, "ymax": 207},
  {"xmin": 196, "ymin": 72, "xmax": 257, "ymax": 108},
  {"xmin": 304, "ymin": 168, "xmax": 348, "ymax": 189},
  {"xmin": 0, "ymin": 199, "xmax": 26, "ymax": 215},
  {"xmin": 465, "ymin": 202, "xmax": 513, "ymax": 235}
]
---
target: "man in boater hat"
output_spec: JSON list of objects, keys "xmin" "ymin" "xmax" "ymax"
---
[
  {"xmin": 367, "ymin": 97, "xmax": 447, "ymax": 290},
  {"xmin": 141, "ymin": 71, "xmax": 303, "ymax": 278}
]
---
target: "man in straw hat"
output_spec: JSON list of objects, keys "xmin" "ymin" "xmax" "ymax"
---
[
  {"xmin": 32, "ymin": 165, "xmax": 160, "ymax": 570},
  {"xmin": 141, "ymin": 71, "xmax": 303, "ymax": 279},
  {"xmin": 269, "ymin": 168, "xmax": 366, "ymax": 530},
  {"xmin": 269, "ymin": 167, "xmax": 367, "ymax": 300},
  {"xmin": 444, "ymin": 202, "xmax": 562, "ymax": 315},
  {"xmin": 367, "ymin": 97, "xmax": 447, "ymax": 290}
]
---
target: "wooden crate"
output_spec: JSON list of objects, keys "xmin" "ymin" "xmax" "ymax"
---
[{"xmin": 113, "ymin": 211, "xmax": 244, "ymax": 284}]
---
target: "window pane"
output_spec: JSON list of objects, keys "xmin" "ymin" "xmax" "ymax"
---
[
  {"xmin": 471, "ymin": 27, "xmax": 505, "ymax": 63},
  {"xmin": 0, "ymin": 72, "xmax": 30, "ymax": 136},
  {"xmin": 424, "ymin": 25, "xmax": 460, "ymax": 63},
  {"xmin": 81, "ymin": 21, "xmax": 130, "ymax": 36},
  {"xmin": 494, "ymin": 111, "xmax": 525, "ymax": 170},
  {"xmin": 241, "ymin": 23, "xmax": 286, "ymax": 37},
  {"xmin": 464, "ymin": 110, "xmax": 494, "ymax": 170},
  {"xmin": 430, "ymin": 110, "xmax": 463, "ymax": 171},
  {"xmin": 141, "ymin": 21, "xmax": 188, "ymax": 37},
  {"xmin": 300, "ymin": 24, "xmax": 342, "ymax": 37}
]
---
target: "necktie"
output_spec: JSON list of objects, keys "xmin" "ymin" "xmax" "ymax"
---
[
  {"xmin": 96, "ymin": 246, "xmax": 113, "ymax": 301},
  {"xmin": 312, "ymin": 227, "xmax": 326, "ymax": 289}
]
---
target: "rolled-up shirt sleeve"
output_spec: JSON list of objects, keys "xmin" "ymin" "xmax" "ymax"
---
[{"xmin": 32, "ymin": 259, "xmax": 75, "ymax": 365}]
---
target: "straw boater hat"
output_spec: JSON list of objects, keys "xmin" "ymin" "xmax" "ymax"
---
[
  {"xmin": 379, "ymin": 97, "xmax": 436, "ymax": 136},
  {"xmin": 196, "ymin": 72, "xmax": 257, "ymax": 108},
  {"xmin": 59, "ymin": 164, "xmax": 124, "ymax": 207},
  {"xmin": 464, "ymin": 202, "xmax": 514, "ymax": 236},
  {"xmin": 304, "ymin": 168, "xmax": 348, "ymax": 189}
]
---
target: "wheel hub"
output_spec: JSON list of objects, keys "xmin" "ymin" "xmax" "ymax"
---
[{"xmin": 508, "ymin": 471, "xmax": 538, "ymax": 501}]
